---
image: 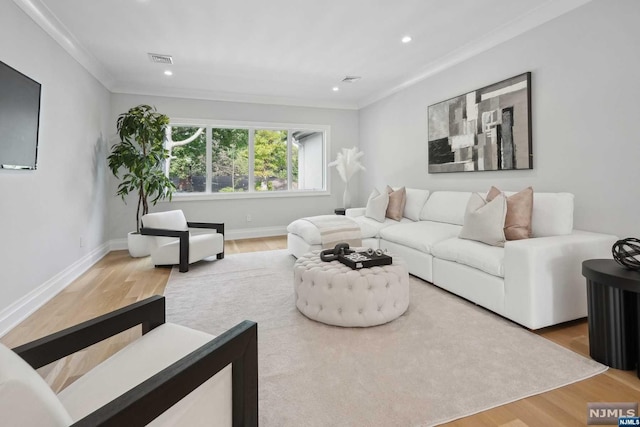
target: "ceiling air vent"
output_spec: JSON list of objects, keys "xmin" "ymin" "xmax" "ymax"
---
[
  {"xmin": 342, "ymin": 76, "xmax": 362, "ymax": 83},
  {"xmin": 148, "ymin": 53, "xmax": 173, "ymax": 64}
]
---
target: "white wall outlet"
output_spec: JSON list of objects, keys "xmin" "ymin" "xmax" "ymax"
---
[{"xmin": 246, "ymin": 214, "xmax": 252, "ymax": 222}]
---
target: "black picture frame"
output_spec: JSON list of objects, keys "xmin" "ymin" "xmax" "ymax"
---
[{"xmin": 427, "ymin": 72, "xmax": 532, "ymax": 173}]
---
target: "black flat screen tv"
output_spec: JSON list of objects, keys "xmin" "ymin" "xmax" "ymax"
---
[{"xmin": 0, "ymin": 60, "xmax": 41, "ymax": 170}]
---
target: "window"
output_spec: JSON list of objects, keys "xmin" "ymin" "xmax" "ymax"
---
[{"xmin": 165, "ymin": 121, "xmax": 327, "ymax": 197}]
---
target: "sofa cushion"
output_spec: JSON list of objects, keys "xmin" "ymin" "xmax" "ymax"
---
[
  {"xmin": 353, "ymin": 215, "xmax": 412, "ymax": 239},
  {"xmin": 419, "ymin": 191, "xmax": 472, "ymax": 225},
  {"xmin": 385, "ymin": 186, "xmax": 406, "ymax": 221},
  {"xmin": 432, "ymin": 237, "xmax": 505, "ymax": 278},
  {"xmin": 404, "ymin": 188, "xmax": 430, "ymax": 221},
  {"xmin": 365, "ymin": 188, "xmax": 389, "ymax": 222},
  {"xmin": 379, "ymin": 221, "xmax": 462, "ymax": 254},
  {"xmin": 487, "ymin": 186, "xmax": 533, "ymax": 241},
  {"xmin": 490, "ymin": 191, "xmax": 574, "ymax": 237},
  {"xmin": 530, "ymin": 193, "xmax": 574, "ymax": 237},
  {"xmin": 459, "ymin": 193, "xmax": 507, "ymax": 247}
]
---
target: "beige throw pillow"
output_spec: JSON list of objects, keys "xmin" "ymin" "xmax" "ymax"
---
[
  {"xmin": 486, "ymin": 186, "xmax": 533, "ymax": 240},
  {"xmin": 386, "ymin": 186, "xmax": 406, "ymax": 221},
  {"xmin": 459, "ymin": 193, "xmax": 507, "ymax": 247},
  {"xmin": 365, "ymin": 188, "xmax": 389, "ymax": 223}
]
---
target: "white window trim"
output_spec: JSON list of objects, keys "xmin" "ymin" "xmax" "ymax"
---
[{"xmin": 165, "ymin": 118, "xmax": 331, "ymax": 201}]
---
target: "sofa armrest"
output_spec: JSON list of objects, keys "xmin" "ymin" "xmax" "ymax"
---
[
  {"xmin": 503, "ymin": 230, "xmax": 617, "ymax": 329},
  {"xmin": 345, "ymin": 207, "xmax": 366, "ymax": 218}
]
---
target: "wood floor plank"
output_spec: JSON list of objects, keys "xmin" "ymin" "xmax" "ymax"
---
[{"xmin": 1, "ymin": 235, "xmax": 637, "ymax": 424}]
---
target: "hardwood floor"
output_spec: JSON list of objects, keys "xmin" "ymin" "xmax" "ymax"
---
[{"xmin": 1, "ymin": 235, "xmax": 638, "ymax": 425}]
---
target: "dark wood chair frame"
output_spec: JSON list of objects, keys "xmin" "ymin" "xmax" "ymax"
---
[
  {"xmin": 12, "ymin": 295, "xmax": 257, "ymax": 427},
  {"xmin": 141, "ymin": 221, "xmax": 225, "ymax": 272}
]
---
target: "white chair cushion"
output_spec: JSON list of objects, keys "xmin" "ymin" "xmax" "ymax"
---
[
  {"xmin": 404, "ymin": 188, "xmax": 430, "ymax": 221},
  {"xmin": 419, "ymin": 191, "xmax": 473, "ymax": 225},
  {"xmin": 58, "ymin": 323, "xmax": 232, "ymax": 426},
  {"xmin": 353, "ymin": 215, "xmax": 413, "ymax": 239},
  {"xmin": 488, "ymin": 191, "xmax": 574, "ymax": 237},
  {"xmin": 432, "ymin": 237, "xmax": 505, "ymax": 278},
  {"xmin": 150, "ymin": 232, "xmax": 224, "ymax": 266},
  {"xmin": 142, "ymin": 210, "xmax": 189, "ymax": 248},
  {"xmin": 0, "ymin": 343, "xmax": 73, "ymax": 427},
  {"xmin": 379, "ymin": 221, "xmax": 462, "ymax": 254}
]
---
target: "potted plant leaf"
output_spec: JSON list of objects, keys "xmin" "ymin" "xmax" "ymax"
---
[{"xmin": 108, "ymin": 104, "xmax": 176, "ymax": 257}]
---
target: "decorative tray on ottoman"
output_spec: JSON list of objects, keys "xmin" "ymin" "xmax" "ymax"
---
[{"xmin": 338, "ymin": 251, "xmax": 392, "ymax": 270}]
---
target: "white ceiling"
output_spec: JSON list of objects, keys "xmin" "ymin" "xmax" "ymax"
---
[{"xmin": 17, "ymin": 0, "xmax": 591, "ymax": 109}]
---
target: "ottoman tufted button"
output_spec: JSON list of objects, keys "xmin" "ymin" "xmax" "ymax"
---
[
  {"xmin": 328, "ymin": 283, "xmax": 332, "ymax": 289},
  {"xmin": 378, "ymin": 306, "xmax": 382, "ymax": 311},
  {"xmin": 338, "ymin": 307, "xmax": 342, "ymax": 314},
  {"xmin": 348, "ymin": 284, "xmax": 352, "ymax": 290},
  {"xmin": 319, "ymin": 305, "xmax": 323, "ymax": 311},
  {"xmin": 368, "ymin": 284, "xmax": 373, "ymax": 290},
  {"xmin": 358, "ymin": 309, "xmax": 363, "ymax": 314},
  {"xmin": 386, "ymin": 283, "xmax": 390, "ymax": 288},
  {"xmin": 305, "ymin": 301, "xmax": 308, "ymax": 306}
]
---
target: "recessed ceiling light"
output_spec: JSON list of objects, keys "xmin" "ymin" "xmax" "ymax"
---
[
  {"xmin": 164, "ymin": 70, "xmax": 173, "ymax": 76},
  {"xmin": 332, "ymin": 87, "xmax": 339, "ymax": 92},
  {"xmin": 401, "ymin": 35, "xmax": 412, "ymax": 44}
]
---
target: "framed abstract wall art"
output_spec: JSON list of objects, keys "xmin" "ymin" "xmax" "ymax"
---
[{"xmin": 428, "ymin": 72, "xmax": 532, "ymax": 173}]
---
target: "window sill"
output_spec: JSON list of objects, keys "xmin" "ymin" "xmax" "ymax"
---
[{"xmin": 162, "ymin": 190, "xmax": 331, "ymax": 202}]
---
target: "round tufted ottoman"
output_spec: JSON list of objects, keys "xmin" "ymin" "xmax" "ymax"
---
[{"xmin": 293, "ymin": 251, "xmax": 410, "ymax": 327}]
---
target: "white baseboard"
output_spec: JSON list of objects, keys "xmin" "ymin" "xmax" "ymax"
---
[
  {"xmin": 108, "ymin": 226, "xmax": 287, "ymax": 249},
  {"xmin": 109, "ymin": 238, "xmax": 128, "ymax": 251},
  {"xmin": 0, "ymin": 226, "xmax": 287, "ymax": 338},
  {"xmin": 0, "ymin": 242, "xmax": 111, "ymax": 337},
  {"xmin": 225, "ymin": 226, "xmax": 287, "ymax": 240}
]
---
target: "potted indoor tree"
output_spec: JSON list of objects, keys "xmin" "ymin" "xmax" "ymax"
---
[{"xmin": 108, "ymin": 104, "xmax": 176, "ymax": 257}]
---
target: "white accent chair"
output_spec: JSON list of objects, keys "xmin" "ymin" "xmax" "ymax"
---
[
  {"xmin": 0, "ymin": 296, "xmax": 257, "ymax": 426},
  {"xmin": 141, "ymin": 210, "xmax": 224, "ymax": 273}
]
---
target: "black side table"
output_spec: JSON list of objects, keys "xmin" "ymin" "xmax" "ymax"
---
[{"xmin": 582, "ymin": 259, "xmax": 640, "ymax": 377}]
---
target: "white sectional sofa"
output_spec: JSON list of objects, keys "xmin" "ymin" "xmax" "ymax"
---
[{"xmin": 287, "ymin": 189, "xmax": 617, "ymax": 329}]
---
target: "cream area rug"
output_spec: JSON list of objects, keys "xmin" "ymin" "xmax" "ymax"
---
[{"xmin": 164, "ymin": 250, "xmax": 606, "ymax": 426}]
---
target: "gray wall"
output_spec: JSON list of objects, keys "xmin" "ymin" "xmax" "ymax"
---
[
  {"xmin": 0, "ymin": 1, "xmax": 110, "ymax": 312},
  {"xmin": 109, "ymin": 94, "xmax": 359, "ymax": 239},
  {"xmin": 358, "ymin": 0, "xmax": 640, "ymax": 237}
]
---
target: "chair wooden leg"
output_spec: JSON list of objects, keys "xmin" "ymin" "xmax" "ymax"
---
[
  {"xmin": 217, "ymin": 252, "xmax": 224, "ymax": 260},
  {"xmin": 179, "ymin": 234, "xmax": 189, "ymax": 273}
]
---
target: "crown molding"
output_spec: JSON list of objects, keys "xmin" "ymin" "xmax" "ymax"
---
[
  {"xmin": 12, "ymin": 0, "xmax": 116, "ymax": 90},
  {"xmin": 14, "ymin": 0, "xmax": 591, "ymax": 111},
  {"xmin": 357, "ymin": 0, "xmax": 593, "ymax": 109},
  {"xmin": 111, "ymin": 84, "xmax": 360, "ymax": 111}
]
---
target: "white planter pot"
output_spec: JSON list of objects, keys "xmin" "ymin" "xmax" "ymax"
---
[{"xmin": 127, "ymin": 231, "xmax": 151, "ymax": 258}]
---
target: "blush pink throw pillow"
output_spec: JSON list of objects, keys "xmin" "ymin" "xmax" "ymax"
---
[{"xmin": 486, "ymin": 186, "xmax": 533, "ymax": 240}]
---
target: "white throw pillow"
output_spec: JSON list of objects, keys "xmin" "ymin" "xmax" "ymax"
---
[
  {"xmin": 365, "ymin": 188, "xmax": 389, "ymax": 223},
  {"xmin": 459, "ymin": 193, "xmax": 507, "ymax": 247}
]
